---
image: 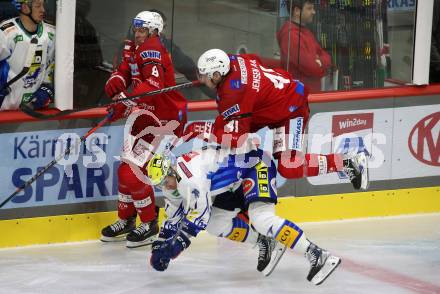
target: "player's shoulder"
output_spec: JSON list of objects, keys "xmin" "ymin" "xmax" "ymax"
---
[
  {"xmin": 42, "ymin": 21, "xmax": 55, "ymax": 33},
  {"xmin": 137, "ymin": 37, "xmax": 168, "ymax": 63},
  {"xmin": 0, "ymin": 17, "xmax": 19, "ymax": 36}
]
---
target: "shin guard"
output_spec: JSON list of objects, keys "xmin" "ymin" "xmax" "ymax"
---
[{"xmin": 274, "ymin": 220, "xmax": 303, "ymax": 249}]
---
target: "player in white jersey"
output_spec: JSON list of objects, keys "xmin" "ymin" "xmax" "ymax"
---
[
  {"xmin": 147, "ymin": 147, "xmax": 344, "ymax": 285},
  {"xmin": 0, "ymin": 0, "xmax": 55, "ymax": 110},
  {"xmin": 147, "ymin": 146, "xmax": 280, "ymax": 274}
]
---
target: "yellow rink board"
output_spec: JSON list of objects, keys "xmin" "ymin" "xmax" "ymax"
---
[{"xmin": 1, "ymin": 186, "xmax": 439, "ymax": 248}]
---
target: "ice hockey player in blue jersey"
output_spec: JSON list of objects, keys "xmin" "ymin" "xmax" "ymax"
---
[
  {"xmin": 147, "ymin": 146, "xmax": 282, "ymax": 275},
  {"xmin": 0, "ymin": 0, "xmax": 55, "ymax": 110},
  {"xmin": 147, "ymin": 146, "xmax": 349, "ymax": 285}
]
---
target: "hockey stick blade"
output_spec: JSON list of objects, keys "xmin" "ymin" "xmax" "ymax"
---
[
  {"xmin": 0, "ymin": 116, "xmax": 110, "ymax": 209},
  {"xmin": 0, "ymin": 38, "xmax": 38, "ymax": 93},
  {"xmin": 20, "ymin": 80, "xmax": 201, "ymax": 120}
]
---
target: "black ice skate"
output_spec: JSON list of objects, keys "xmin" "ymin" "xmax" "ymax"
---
[
  {"xmin": 126, "ymin": 219, "xmax": 159, "ymax": 248},
  {"xmin": 256, "ymin": 234, "xmax": 275, "ymax": 272},
  {"xmin": 262, "ymin": 240, "xmax": 287, "ymax": 277},
  {"xmin": 343, "ymin": 152, "xmax": 369, "ymax": 190},
  {"xmin": 305, "ymin": 243, "xmax": 341, "ymax": 285},
  {"xmin": 100, "ymin": 217, "xmax": 136, "ymax": 242}
]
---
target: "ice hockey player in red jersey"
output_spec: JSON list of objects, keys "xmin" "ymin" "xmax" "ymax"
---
[
  {"xmin": 100, "ymin": 11, "xmax": 187, "ymax": 248},
  {"xmin": 184, "ymin": 49, "xmax": 368, "ymax": 190}
]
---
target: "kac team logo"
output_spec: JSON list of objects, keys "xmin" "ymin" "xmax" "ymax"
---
[{"xmin": 408, "ymin": 112, "xmax": 440, "ymax": 167}]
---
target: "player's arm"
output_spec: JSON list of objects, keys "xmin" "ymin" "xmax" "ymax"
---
[
  {"xmin": 183, "ymin": 90, "xmax": 253, "ymax": 148},
  {"xmin": 0, "ymin": 24, "xmax": 14, "ymax": 61},
  {"xmin": 150, "ymin": 181, "xmax": 211, "ymax": 272},
  {"xmin": 104, "ymin": 60, "xmax": 132, "ymax": 98}
]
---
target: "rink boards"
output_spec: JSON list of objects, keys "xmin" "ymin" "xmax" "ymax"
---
[
  {"xmin": 1, "ymin": 91, "xmax": 440, "ymax": 248},
  {"xmin": 1, "ymin": 186, "xmax": 439, "ymax": 248}
]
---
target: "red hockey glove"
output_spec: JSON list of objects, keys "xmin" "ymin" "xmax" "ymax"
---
[
  {"xmin": 107, "ymin": 93, "xmax": 137, "ymax": 122},
  {"xmin": 105, "ymin": 74, "xmax": 127, "ymax": 98},
  {"xmin": 122, "ymin": 39, "xmax": 135, "ymax": 62},
  {"xmin": 182, "ymin": 121, "xmax": 214, "ymax": 142}
]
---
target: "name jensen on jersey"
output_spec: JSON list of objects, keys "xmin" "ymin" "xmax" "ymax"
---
[
  {"xmin": 237, "ymin": 56, "xmax": 248, "ymax": 85},
  {"xmin": 250, "ymin": 60, "xmax": 261, "ymax": 92}
]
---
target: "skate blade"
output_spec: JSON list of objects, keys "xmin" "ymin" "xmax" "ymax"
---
[
  {"xmin": 126, "ymin": 237, "xmax": 156, "ymax": 249},
  {"xmin": 311, "ymin": 255, "xmax": 341, "ymax": 285},
  {"xmin": 263, "ymin": 243, "xmax": 287, "ymax": 277},
  {"xmin": 100, "ymin": 235, "xmax": 128, "ymax": 242}
]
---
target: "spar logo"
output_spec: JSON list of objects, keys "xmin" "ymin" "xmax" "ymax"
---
[{"xmin": 408, "ymin": 112, "xmax": 440, "ymax": 166}]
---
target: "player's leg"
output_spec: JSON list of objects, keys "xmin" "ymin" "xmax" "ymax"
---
[
  {"xmin": 206, "ymin": 188, "xmax": 275, "ymax": 272},
  {"xmin": 273, "ymin": 105, "xmax": 368, "ymax": 190},
  {"xmin": 101, "ymin": 161, "xmax": 158, "ymax": 247},
  {"xmin": 101, "ymin": 162, "xmax": 137, "ymax": 242},
  {"xmin": 244, "ymin": 158, "xmax": 341, "ymax": 284},
  {"xmin": 119, "ymin": 162, "xmax": 159, "ymax": 248}
]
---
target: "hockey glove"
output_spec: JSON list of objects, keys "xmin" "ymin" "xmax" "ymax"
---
[
  {"xmin": 122, "ymin": 39, "xmax": 135, "ymax": 62},
  {"xmin": 27, "ymin": 83, "xmax": 54, "ymax": 109},
  {"xmin": 105, "ymin": 74, "xmax": 127, "ymax": 98},
  {"xmin": 150, "ymin": 240, "xmax": 171, "ymax": 272},
  {"xmin": 106, "ymin": 93, "xmax": 137, "ymax": 122},
  {"xmin": 182, "ymin": 121, "xmax": 214, "ymax": 142},
  {"xmin": 165, "ymin": 231, "xmax": 191, "ymax": 259}
]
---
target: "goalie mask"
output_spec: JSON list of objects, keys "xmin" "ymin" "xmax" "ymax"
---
[{"xmin": 197, "ymin": 49, "xmax": 230, "ymax": 79}]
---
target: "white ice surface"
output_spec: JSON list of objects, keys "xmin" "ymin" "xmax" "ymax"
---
[{"xmin": 0, "ymin": 213, "xmax": 439, "ymax": 294}]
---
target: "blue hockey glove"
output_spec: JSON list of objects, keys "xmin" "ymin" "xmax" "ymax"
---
[
  {"xmin": 150, "ymin": 240, "xmax": 171, "ymax": 272},
  {"xmin": 29, "ymin": 83, "xmax": 54, "ymax": 109},
  {"xmin": 165, "ymin": 231, "xmax": 191, "ymax": 259}
]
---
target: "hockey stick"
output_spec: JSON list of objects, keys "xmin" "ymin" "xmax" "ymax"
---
[
  {"xmin": 0, "ymin": 37, "xmax": 38, "ymax": 93},
  {"xmin": 0, "ymin": 115, "xmax": 110, "ymax": 209},
  {"xmin": 20, "ymin": 80, "xmax": 201, "ymax": 120}
]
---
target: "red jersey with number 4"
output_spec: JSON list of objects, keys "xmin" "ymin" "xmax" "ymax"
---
[{"xmin": 215, "ymin": 54, "xmax": 308, "ymax": 135}]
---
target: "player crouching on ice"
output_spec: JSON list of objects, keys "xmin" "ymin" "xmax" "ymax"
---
[
  {"xmin": 146, "ymin": 147, "xmax": 352, "ymax": 285},
  {"xmin": 147, "ymin": 147, "xmax": 281, "ymax": 276}
]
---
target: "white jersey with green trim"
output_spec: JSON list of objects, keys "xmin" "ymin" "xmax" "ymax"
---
[{"xmin": 0, "ymin": 17, "xmax": 55, "ymax": 110}]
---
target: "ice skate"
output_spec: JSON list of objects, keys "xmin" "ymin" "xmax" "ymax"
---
[
  {"xmin": 305, "ymin": 243, "xmax": 341, "ymax": 285},
  {"xmin": 343, "ymin": 152, "xmax": 369, "ymax": 190},
  {"xmin": 256, "ymin": 234, "xmax": 275, "ymax": 272},
  {"xmin": 262, "ymin": 241, "xmax": 287, "ymax": 277},
  {"xmin": 126, "ymin": 219, "xmax": 159, "ymax": 248},
  {"xmin": 100, "ymin": 217, "xmax": 136, "ymax": 242}
]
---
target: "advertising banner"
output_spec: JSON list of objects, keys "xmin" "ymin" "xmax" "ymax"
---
[
  {"xmin": 0, "ymin": 121, "xmax": 283, "ymax": 210},
  {"xmin": 392, "ymin": 105, "xmax": 440, "ymax": 178},
  {"xmin": 306, "ymin": 105, "xmax": 440, "ymax": 186},
  {"xmin": 0, "ymin": 125, "xmax": 124, "ymax": 209}
]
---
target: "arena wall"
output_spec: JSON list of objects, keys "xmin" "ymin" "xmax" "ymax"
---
[{"xmin": 0, "ymin": 85, "xmax": 439, "ymax": 248}]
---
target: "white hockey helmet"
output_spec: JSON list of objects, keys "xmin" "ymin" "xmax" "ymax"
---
[
  {"xmin": 197, "ymin": 49, "xmax": 231, "ymax": 79},
  {"xmin": 133, "ymin": 11, "xmax": 164, "ymax": 34}
]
